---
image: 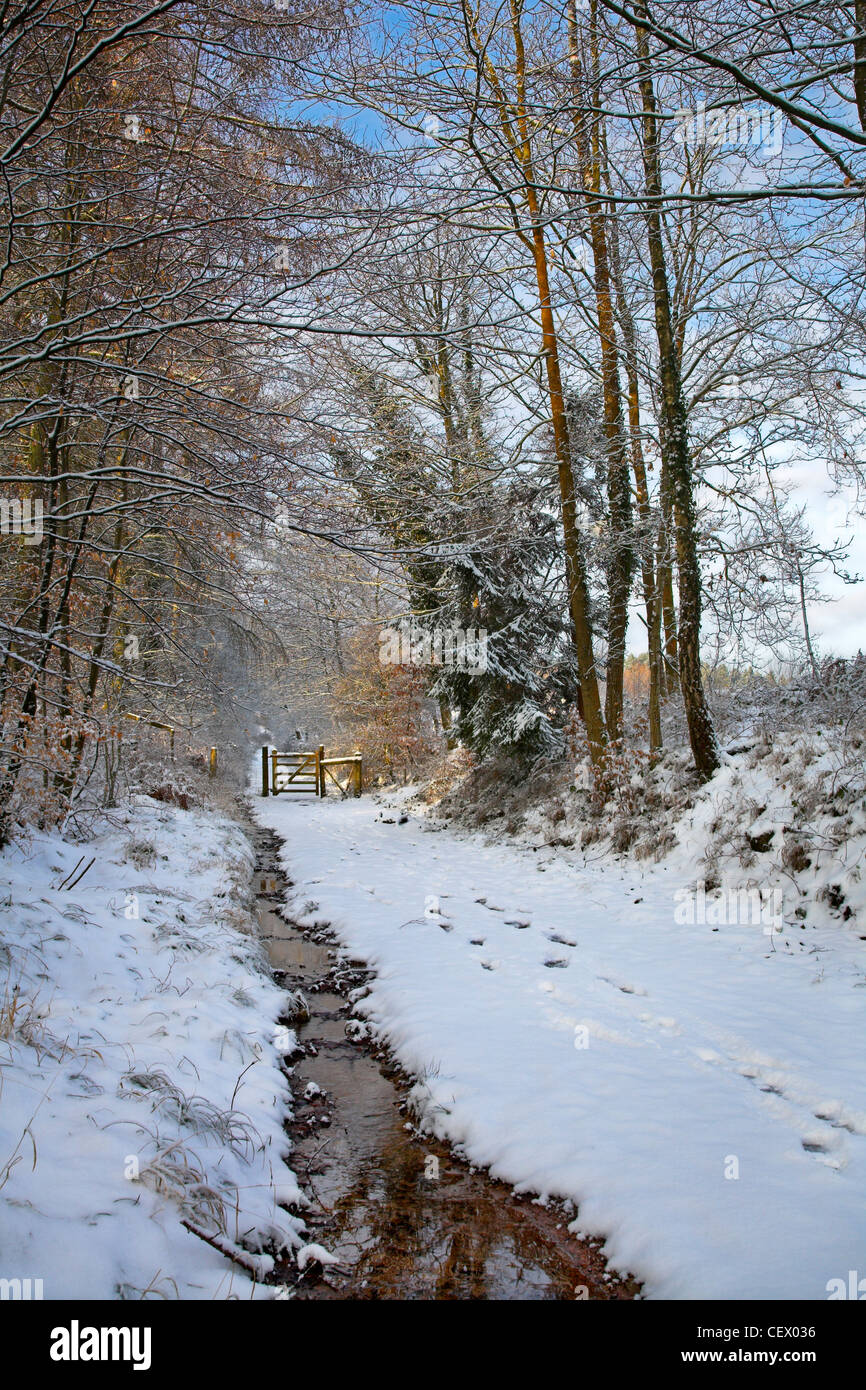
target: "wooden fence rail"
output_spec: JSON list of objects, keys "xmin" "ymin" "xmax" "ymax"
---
[{"xmin": 261, "ymin": 746, "xmax": 362, "ymax": 798}]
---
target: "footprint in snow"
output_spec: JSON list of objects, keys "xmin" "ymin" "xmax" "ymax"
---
[
  {"xmin": 638, "ymin": 1012, "xmax": 679, "ymax": 1032},
  {"xmin": 800, "ymin": 1133, "xmax": 846, "ymax": 1169},
  {"xmin": 505, "ymin": 917, "xmax": 532, "ymax": 928},
  {"xmin": 599, "ymin": 974, "xmax": 648, "ymax": 997},
  {"xmin": 546, "ymin": 932, "xmax": 576, "ymax": 947},
  {"xmin": 543, "ymin": 958, "xmax": 569, "ymax": 969},
  {"xmin": 470, "ymin": 938, "xmax": 485, "ymax": 946},
  {"xmin": 813, "ymin": 1106, "xmax": 862, "ymax": 1135}
]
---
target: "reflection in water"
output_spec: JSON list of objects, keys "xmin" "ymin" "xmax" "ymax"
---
[{"xmin": 253, "ymin": 837, "xmax": 637, "ymax": 1302}]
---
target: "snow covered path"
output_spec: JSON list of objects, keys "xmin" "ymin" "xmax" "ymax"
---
[{"xmin": 254, "ymin": 791, "xmax": 866, "ymax": 1300}]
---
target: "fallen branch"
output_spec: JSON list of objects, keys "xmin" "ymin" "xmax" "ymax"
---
[{"xmin": 180, "ymin": 1219, "xmax": 274, "ymax": 1282}]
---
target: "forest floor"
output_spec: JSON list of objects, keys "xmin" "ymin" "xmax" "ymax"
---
[
  {"xmin": 254, "ymin": 772, "xmax": 866, "ymax": 1300},
  {"xmin": 2, "ymin": 730, "xmax": 863, "ymax": 1301}
]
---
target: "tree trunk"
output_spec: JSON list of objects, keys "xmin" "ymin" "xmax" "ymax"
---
[
  {"xmin": 568, "ymin": 0, "xmax": 633, "ymax": 743},
  {"xmin": 606, "ymin": 210, "xmax": 663, "ymax": 754},
  {"xmin": 506, "ymin": 0, "xmax": 607, "ymax": 761},
  {"xmin": 633, "ymin": 2, "xmax": 719, "ymax": 779}
]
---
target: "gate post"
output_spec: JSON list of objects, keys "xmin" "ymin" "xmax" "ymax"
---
[
  {"xmin": 261, "ymin": 746, "xmax": 269, "ymax": 797},
  {"xmin": 353, "ymin": 752, "xmax": 362, "ymax": 797},
  {"xmin": 317, "ymin": 745, "xmax": 325, "ymax": 798}
]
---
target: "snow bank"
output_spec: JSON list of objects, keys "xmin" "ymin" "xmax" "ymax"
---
[
  {"xmin": 431, "ymin": 726, "xmax": 866, "ymax": 936},
  {"xmin": 0, "ymin": 798, "xmax": 304, "ymax": 1299}
]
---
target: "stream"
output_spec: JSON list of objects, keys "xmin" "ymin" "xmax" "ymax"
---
[{"xmin": 250, "ymin": 820, "xmax": 639, "ymax": 1301}]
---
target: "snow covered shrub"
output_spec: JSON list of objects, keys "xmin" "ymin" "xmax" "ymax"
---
[
  {"xmin": 125, "ymin": 836, "xmax": 157, "ymax": 869},
  {"xmin": 791, "ymin": 654, "xmax": 866, "ymax": 726},
  {"xmin": 706, "ymin": 655, "xmax": 866, "ymax": 749}
]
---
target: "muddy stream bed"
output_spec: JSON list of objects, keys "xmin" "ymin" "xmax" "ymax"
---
[{"xmin": 249, "ymin": 821, "xmax": 639, "ymax": 1301}]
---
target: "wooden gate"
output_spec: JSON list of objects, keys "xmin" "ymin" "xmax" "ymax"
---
[{"xmin": 261, "ymin": 746, "xmax": 362, "ymax": 798}]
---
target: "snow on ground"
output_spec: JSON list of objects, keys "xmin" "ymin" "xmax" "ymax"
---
[
  {"xmin": 255, "ymin": 778, "xmax": 866, "ymax": 1300},
  {"xmin": 0, "ymin": 798, "xmax": 305, "ymax": 1299}
]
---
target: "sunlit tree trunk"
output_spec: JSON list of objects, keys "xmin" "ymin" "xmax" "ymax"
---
[
  {"xmin": 567, "ymin": 0, "xmax": 634, "ymax": 744},
  {"xmin": 482, "ymin": 0, "xmax": 608, "ymax": 761}
]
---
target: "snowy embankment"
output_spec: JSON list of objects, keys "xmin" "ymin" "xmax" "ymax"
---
[
  {"xmin": 254, "ymin": 782, "xmax": 866, "ymax": 1300},
  {"xmin": 0, "ymin": 798, "xmax": 305, "ymax": 1299}
]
